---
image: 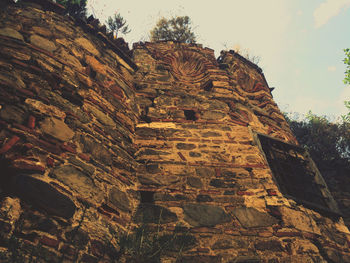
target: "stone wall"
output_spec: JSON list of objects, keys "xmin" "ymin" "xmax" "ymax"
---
[
  {"xmin": 0, "ymin": 1, "xmax": 349, "ymax": 262},
  {"xmin": 0, "ymin": 1, "xmax": 139, "ymax": 262},
  {"xmin": 132, "ymin": 42, "xmax": 350, "ymax": 262}
]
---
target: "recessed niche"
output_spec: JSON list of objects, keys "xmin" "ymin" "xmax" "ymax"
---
[{"xmin": 184, "ymin": 110, "xmax": 197, "ymax": 121}]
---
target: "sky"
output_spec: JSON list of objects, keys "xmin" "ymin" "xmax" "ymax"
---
[{"xmin": 87, "ymin": 0, "xmax": 350, "ymax": 120}]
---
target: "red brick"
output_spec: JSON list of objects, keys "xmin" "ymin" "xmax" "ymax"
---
[
  {"xmin": 112, "ymin": 93, "xmax": 125, "ymax": 103},
  {"xmin": 27, "ymin": 115, "xmax": 35, "ymax": 129},
  {"xmin": 12, "ymin": 158, "xmax": 45, "ymax": 173},
  {"xmin": 36, "ymin": 139, "xmax": 62, "ymax": 155},
  {"xmin": 258, "ymin": 231, "xmax": 273, "ymax": 237},
  {"xmin": 78, "ymin": 153, "xmax": 91, "ymax": 162},
  {"xmin": 93, "ymin": 125, "xmax": 107, "ymax": 137},
  {"xmin": 267, "ymin": 189, "xmax": 278, "ymax": 196},
  {"xmin": 302, "ymin": 232, "xmax": 319, "ymax": 240},
  {"xmin": 224, "ymin": 140, "xmax": 236, "ymax": 144},
  {"xmin": 23, "ymin": 143, "xmax": 34, "ymax": 149},
  {"xmin": 191, "ymin": 227, "xmax": 222, "ymax": 234},
  {"xmin": 46, "ymin": 156, "xmax": 55, "ymax": 167},
  {"xmin": 200, "ymin": 190, "xmax": 221, "ymax": 195},
  {"xmin": 111, "ymin": 173, "xmax": 132, "ymax": 186},
  {"xmin": 16, "ymin": 88, "xmax": 35, "ymax": 97},
  {"xmin": 0, "ymin": 136, "xmax": 20, "ymax": 154},
  {"xmin": 226, "ymin": 133, "xmax": 233, "ymax": 139},
  {"xmin": 97, "ymin": 207, "xmax": 112, "ymax": 218},
  {"xmin": 110, "ymin": 85, "xmax": 125, "ymax": 98},
  {"xmin": 12, "ymin": 123, "xmax": 40, "ymax": 136},
  {"xmin": 101, "ymin": 204, "xmax": 120, "ymax": 216},
  {"xmin": 212, "ymin": 140, "xmax": 223, "ymax": 144},
  {"xmin": 60, "ymin": 143, "xmax": 77, "ymax": 153},
  {"xmin": 40, "ymin": 236, "xmax": 59, "ymax": 249},
  {"xmin": 237, "ymin": 191, "xmax": 254, "ymax": 196},
  {"xmin": 11, "ymin": 58, "xmax": 29, "ymax": 68},
  {"xmin": 240, "ymin": 230, "xmax": 258, "ymax": 236},
  {"xmin": 188, "ymin": 138, "xmax": 200, "ymax": 142},
  {"xmin": 224, "ymin": 229, "xmax": 240, "ymax": 235},
  {"xmin": 177, "ymin": 152, "xmax": 187, "ymax": 161},
  {"xmin": 161, "ymin": 118, "xmax": 174, "ymax": 122},
  {"xmin": 168, "ymin": 138, "xmax": 186, "ymax": 141},
  {"xmin": 275, "ymin": 231, "xmax": 302, "ymax": 237}
]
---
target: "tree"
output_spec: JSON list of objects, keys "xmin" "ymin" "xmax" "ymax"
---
[
  {"xmin": 285, "ymin": 111, "xmax": 350, "ymax": 168},
  {"xmin": 56, "ymin": 0, "xmax": 87, "ymax": 18},
  {"xmin": 344, "ymin": 48, "xmax": 350, "ymax": 84},
  {"xmin": 343, "ymin": 49, "xmax": 350, "ymax": 122},
  {"xmin": 150, "ymin": 16, "xmax": 196, "ymax": 43},
  {"xmin": 106, "ymin": 13, "xmax": 131, "ymax": 38}
]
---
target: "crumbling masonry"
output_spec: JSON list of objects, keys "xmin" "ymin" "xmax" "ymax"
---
[{"xmin": 0, "ymin": 0, "xmax": 350, "ymax": 262}]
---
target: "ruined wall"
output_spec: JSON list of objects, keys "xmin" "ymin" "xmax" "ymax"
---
[
  {"xmin": 133, "ymin": 42, "xmax": 350, "ymax": 262},
  {"xmin": 0, "ymin": 1, "xmax": 139, "ymax": 262},
  {"xmin": 0, "ymin": 1, "xmax": 350, "ymax": 262}
]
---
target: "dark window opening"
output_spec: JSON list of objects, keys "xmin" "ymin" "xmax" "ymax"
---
[
  {"xmin": 256, "ymin": 133, "xmax": 340, "ymax": 216},
  {"xmin": 203, "ymin": 81, "xmax": 213, "ymax": 91},
  {"xmin": 184, "ymin": 110, "xmax": 197, "ymax": 121},
  {"xmin": 140, "ymin": 115, "xmax": 152, "ymax": 123},
  {"xmin": 139, "ymin": 191, "xmax": 155, "ymax": 203},
  {"xmin": 89, "ymin": 67, "xmax": 97, "ymax": 79}
]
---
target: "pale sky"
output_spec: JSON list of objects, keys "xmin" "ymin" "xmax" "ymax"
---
[{"xmin": 88, "ymin": 0, "xmax": 350, "ymax": 119}]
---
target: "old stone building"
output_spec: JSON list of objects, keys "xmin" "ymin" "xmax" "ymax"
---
[{"xmin": 0, "ymin": 0, "xmax": 349, "ymax": 262}]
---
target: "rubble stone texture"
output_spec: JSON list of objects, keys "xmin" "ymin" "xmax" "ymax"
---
[{"xmin": 0, "ymin": 1, "xmax": 349, "ymax": 262}]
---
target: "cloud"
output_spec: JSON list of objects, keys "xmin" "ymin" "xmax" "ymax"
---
[
  {"xmin": 314, "ymin": 0, "xmax": 350, "ymax": 28},
  {"xmin": 327, "ymin": 65, "xmax": 336, "ymax": 72},
  {"xmin": 296, "ymin": 10, "xmax": 303, "ymax": 16}
]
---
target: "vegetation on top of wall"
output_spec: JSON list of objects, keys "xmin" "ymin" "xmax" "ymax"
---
[
  {"xmin": 150, "ymin": 16, "xmax": 197, "ymax": 43},
  {"xmin": 106, "ymin": 13, "xmax": 131, "ymax": 38},
  {"xmin": 56, "ymin": 0, "xmax": 87, "ymax": 17}
]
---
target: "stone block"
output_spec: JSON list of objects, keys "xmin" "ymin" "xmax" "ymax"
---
[
  {"xmin": 279, "ymin": 206, "xmax": 321, "ymax": 235},
  {"xmin": 13, "ymin": 175, "xmax": 76, "ymax": 219},
  {"xmin": 232, "ymin": 207, "xmax": 278, "ymax": 228},
  {"xmin": 134, "ymin": 204, "xmax": 178, "ymax": 224},
  {"xmin": 183, "ymin": 204, "xmax": 231, "ymax": 227},
  {"xmin": 79, "ymin": 135, "xmax": 112, "ymax": 166},
  {"xmin": 212, "ymin": 236, "xmax": 249, "ymax": 250},
  {"xmin": 0, "ymin": 27, "xmax": 24, "ymax": 41},
  {"xmin": 196, "ymin": 167, "xmax": 215, "ymax": 178},
  {"xmin": 254, "ymin": 240, "xmax": 284, "ymax": 251},
  {"xmin": 108, "ymin": 187, "xmax": 131, "ymax": 212},
  {"xmin": 74, "ymin": 37, "xmax": 100, "ymax": 56},
  {"xmin": 187, "ymin": 176, "xmax": 203, "ymax": 188},
  {"xmin": 40, "ymin": 117, "xmax": 75, "ymax": 142},
  {"xmin": 30, "ymin": 34, "xmax": 56, "ymax": 52},
  {"xmin": 51, "ymin": 165, "xmax": 104, "ymax": 203}
]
